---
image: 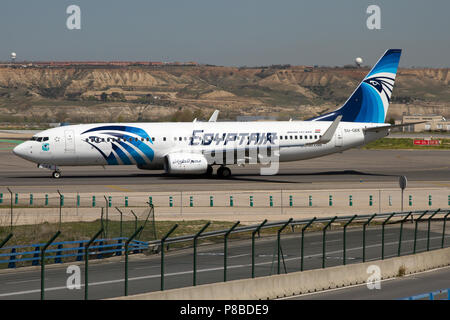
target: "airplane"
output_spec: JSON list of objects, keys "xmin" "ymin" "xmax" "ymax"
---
[{"xmin": 13, "ymin": 49, "xmax": 414, "ymax": 179}]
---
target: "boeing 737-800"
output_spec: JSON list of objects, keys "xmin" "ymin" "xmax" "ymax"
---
[{"xmin": 13, "ymin": 49, "xmax": 410, "ymax": 179}]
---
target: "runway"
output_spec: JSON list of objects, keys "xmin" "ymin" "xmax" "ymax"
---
[
  {"xmin": 0, "ymin": 223, "xmax": 448, "ymax": 300},
  {"xmin": 1, "ymin": 147, "xmax": 450, "ymax": 193}
]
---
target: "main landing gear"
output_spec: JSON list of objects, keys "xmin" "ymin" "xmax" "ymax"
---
[
  {"xmin": 216, "ymin": 166, "xmax": 231, "ymax": 178},
  {"xmin": 205, "ymin": 165, "xmax": 232, "ymax": 178}
]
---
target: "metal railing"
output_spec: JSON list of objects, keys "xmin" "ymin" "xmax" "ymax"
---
[
  {"xmin": 1, "ymin": 208, "xmax": 448, "ymax": 299},
  {"xmin": 402, "ymin": 288, "xmax": 450, "ymax": 300}
]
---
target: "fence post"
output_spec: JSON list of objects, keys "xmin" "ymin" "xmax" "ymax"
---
[
  {"xmin": 115, "ymin": 207, "xmax": 124, "ymax": 238},
  {"xmin": 130, "ymin": 210, "xmax": 138, "ymax": 234},
  {"xmin": 230, "ymin": 196, "xmax": 234, "ymax": 207},
  {"xmin": 0, "ymin": 193, "xmax": 2, "ymax": 204},
  {"xmin": 398, "ymin": 212, "xmax": 412, "ymax": 256},
  {"xmin": 45, "ymin": 194, "xmax": 49, "ymax": 206},
  {"xmin": 343, "ymin": 215, "xmax": 357, "ymax": 265},
  {"xmin": 57, "ymin": 190, "xmax": 63, "ymax": 230},
  {"xmin": 308, "ymin": 195, "xmax": 312, "ymax": 207},
  {"xmin": 289, "ymin": 195, "xmax": 293, "ymax": 207},
  {"xmin": 125, "ymin": 196, "xmax": 128, "ymax": 207},
  {"xmin": 301, "ymin": 217, "xmax": 316, "ymax": 271},
  {"xmin": 41, "ymin": 231, "xmax": 61, "ymax": 300},
  {"xmin": 169, "ymin": 196, "xmax": 173, "ymax": 207},
  {"xmin": 210, "ymin": 196, "xmax": 214, "ymax": 207},
  {"xmin": 269, "ymin": 195, "xmax": 273, "ymax": 207},
  {"xmin": 124, "ymin": 226, "xmax": 144, "ymax": 296},
  {"xmin": 85, "ymin": 228, "xmax": 103, "ymax": 300},
  {"xmin": 252, "ymin": 219, "xmax": 267, "ymax": 278},
  {"xmin": 329, "ymin": 195, "xmax": 333, "ymax": 206},
  {"xmin": 0, "ymin": 233, "xmax": 13, "ymax": 249},
  {"xmin": 427, "ymin": 209, "xmax": 440, "ymax": 251},
  {"xmin": 190, "ymin": 196, "xmax": 193, "ymax": 207},
  {"xmin": 413, "ymin": 211, "xmax": 428, "ymax": 254},
  {"xmin": 428, "ymin": 195, "xmax": 432, "ymax": 206},
  {"xmin": 349, "ymin": 195, "xmax": 353, "ymax": 206},
  {"xmin": 224, "ymin": 221, "xmax": 240, "ymax": 282},
  {"xmin": 249, "ymin": 196, "xmax": 253, "ymax": 207},
  {"xmin": 7, "ymin": 188, "xmax": 13, "ymax": 231},
  {"xmin": 363, "ymin": 214, "xmax": 377, "ymax": 262},
  {"xmin": 92, "ymin": 196, "xmax": 96, "ymax": 207},
  {"xmin": 369, "ymin": 195, "xmax": 373, "ymax": 206},
  {"xmin": 382, "ymin": 212, "xmax": 396, "ymax": 260},
  {"xmin": 409, "ymin": 195, "xmax": 412, "ymax": 206},
  {"xmin": 193, "ymin": 222, "xmax": 210, "ymax": 286},
  {"xmin": 322, "ymin": 216, "xmax": 337, "ymax": 268},
  {"xmin": 442, "ymin": 211, "xmax": 450, "ymax": 249},
  {"xmin": 161, "ymin": 224, "xmax": 178, "ymax": 291},
  {"xmin": 277, "ymin": 218, "xmax": 293, "ymax": 275},
  {"xmin": 103, "ymin": 196, "xmax": 109, "ymax": 238},
  {"xmin": 29, "ymin": 194, "xmax": 33, "ymax": 206}
]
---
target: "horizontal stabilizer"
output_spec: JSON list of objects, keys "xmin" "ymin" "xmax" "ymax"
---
[{"xmin": 363, "ymin": 121, "xmax": 427, "ymax": 133}]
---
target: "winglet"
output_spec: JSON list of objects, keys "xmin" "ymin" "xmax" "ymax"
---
[
  {"xmin": 307, "ymin": 115, "xmax": 342, "ymax": 145},
  {"xmin": 208, "ymin": 110, "xmax": 219, "ymax": 122}
]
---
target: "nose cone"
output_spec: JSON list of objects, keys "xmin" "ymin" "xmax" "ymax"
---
[{"xmin": 13, "ymin": 142, "xmax": 32, "ymax": 160}]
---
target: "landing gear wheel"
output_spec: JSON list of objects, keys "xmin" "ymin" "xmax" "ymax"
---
[
  {"xmin": 52, "ymin": 171, "xmax": 61, "ymax": 179},
  {"xmin": 205, "ymin": 165, "xmax": 213, "ymax": 176},
  {"xmin": 217, "ymin": 166, "xmax": 231, "ymax": 178}
]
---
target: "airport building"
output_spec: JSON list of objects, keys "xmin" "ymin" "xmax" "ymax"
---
[{"xmin": 397, "ymin": 115, "xmax": 450, "ymax": 132}]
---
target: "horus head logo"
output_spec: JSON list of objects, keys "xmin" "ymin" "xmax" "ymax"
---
[
  {"xmin": 363, "ymin": 76, "xmax": 394, "ymax": 102},
  {"xmin": 42, "ymin": 143, "xmax": 50, "ymax": 151}
]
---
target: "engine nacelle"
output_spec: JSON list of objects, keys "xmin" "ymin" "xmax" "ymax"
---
[{"xmin": 164, "ymin": 153, "xmax": 208, "ymax": 174}]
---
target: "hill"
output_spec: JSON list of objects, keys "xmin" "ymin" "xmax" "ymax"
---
[{"xmin": 0, "ymin": 65, "xmax": 448, "ymax": 124}]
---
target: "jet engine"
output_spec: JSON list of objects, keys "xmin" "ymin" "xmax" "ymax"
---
[{"xmin": 164, "ymin": 153, "xmax": 208, "ymax": 174}]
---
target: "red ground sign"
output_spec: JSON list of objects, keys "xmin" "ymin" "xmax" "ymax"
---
[{"xmin": 413, "ymin": 139, "xmax": 441, "ymax": 145}]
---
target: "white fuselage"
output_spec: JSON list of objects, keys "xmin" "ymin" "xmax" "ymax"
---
[{"xmin": 13, "ymin": 120, "xmax": 388, "ymax": 171}]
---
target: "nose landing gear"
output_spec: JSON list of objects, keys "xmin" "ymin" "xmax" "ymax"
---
[
  {"xmin": 38, "ymin": 164, "xmax": 61, "ymax": 179},
  {"xmin": 52, "ymin": 171, "xmax": 62, "ymax": 179}
]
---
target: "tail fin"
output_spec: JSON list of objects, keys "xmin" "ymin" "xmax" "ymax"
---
[{"xmin": 309, "ymin": 49, "xmax": 402, "ymax": 123}]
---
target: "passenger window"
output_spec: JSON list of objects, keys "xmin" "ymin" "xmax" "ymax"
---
[
  {"xmin": 314, "ymin": 135, "xmax": 317, "ymax": 139},
  {"xmin": 290, "ymin": 136, "xmax": 292, "ymax": 140},
  {"xmin": 295, "ymin": 136, "xmax": 298, "ymax": 139},
  {"xmin": 280, "ymin": 136, "xmax": 283, "ymax": 140},
  {"xmin": 163, "ymin": 137, "xmax": 166, "ymax": 141}
]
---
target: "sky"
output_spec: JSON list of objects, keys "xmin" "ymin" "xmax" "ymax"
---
[{"xmin": 0, "ymin": 0, "xmax": 449, "ymax": 67}]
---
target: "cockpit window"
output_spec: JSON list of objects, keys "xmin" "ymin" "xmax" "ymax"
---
[{"xmin": 31, "ymin": 136, "xmax": 49, "ymax": 142}]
